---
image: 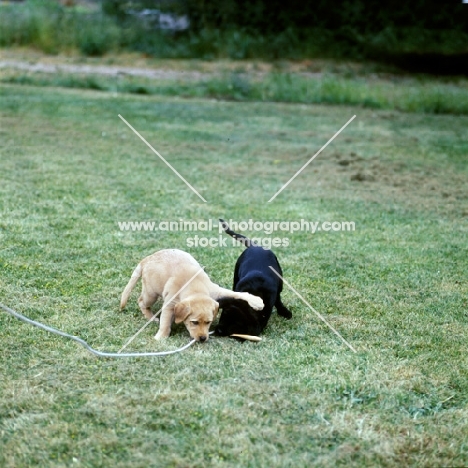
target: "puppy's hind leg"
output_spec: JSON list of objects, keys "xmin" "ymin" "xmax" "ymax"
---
[
  {"xmin": 138, "ymin": 282, "xmax": 161, "ymax": 321},
  {"xmin": 275, "ymin": 296, "xmax": 292, "ymax": 319},
  {"xmin": 138, "ymin": 296, "xmax": 159, "ymax": 321}
]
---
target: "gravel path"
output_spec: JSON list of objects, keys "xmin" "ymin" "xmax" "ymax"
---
[{"xmin": 0, "ymin": 59, "xmax": 208, "ymax": 80}]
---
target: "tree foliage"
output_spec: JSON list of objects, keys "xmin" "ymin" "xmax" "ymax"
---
[{"xmin": 182, "ymin": 0, "xmax": 468, "ymax": 34}]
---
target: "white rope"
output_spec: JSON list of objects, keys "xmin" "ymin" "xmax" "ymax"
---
[{"xmin": 0, "ymin": 302, "xmax": 201, "ymax": 358}]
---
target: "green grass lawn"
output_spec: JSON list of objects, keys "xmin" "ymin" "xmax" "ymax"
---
[
  {"xmin": 0, "ymin": 81, "xmax": 467, "ymax": 467},
  {"xmin": 3, "ymin": 69, "xmax": 468, "ymax": 115}
]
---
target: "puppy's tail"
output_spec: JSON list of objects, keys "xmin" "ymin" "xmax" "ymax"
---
[
  {"xmin": 219, "ymin": 218, "xmax": 257, "ymax": 248},
  {"xmin": 120, "ymin": 263, "xmax": 142, "ymax": 310}
]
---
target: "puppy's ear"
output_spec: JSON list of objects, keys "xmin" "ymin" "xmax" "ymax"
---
[
  {"xmin": 213, "ymin": 300, "xmax": 220, "ymax": 320},
  {"xmin": 174, "ymin": 302, "xmax": 191, "ymax": 324}
]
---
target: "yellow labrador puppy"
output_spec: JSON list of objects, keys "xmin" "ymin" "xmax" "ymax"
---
[{"xmin": 120, "ymin": 249, "xmax": 264, "ymax": 342}]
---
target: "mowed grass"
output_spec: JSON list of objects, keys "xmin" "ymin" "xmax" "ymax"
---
[{"xmin": 0, "ymin": 82, "xmax": 467, "ymax": 467}]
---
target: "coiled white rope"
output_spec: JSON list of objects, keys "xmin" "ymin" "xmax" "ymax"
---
[{"xmin": 0, "ymin": 302, "xmax": 200, "ymax": 358}]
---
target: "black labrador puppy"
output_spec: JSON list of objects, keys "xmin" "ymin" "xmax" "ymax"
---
[{"xmin": 215, "ymin": 219, "xmax": 292, "ymax": 338}]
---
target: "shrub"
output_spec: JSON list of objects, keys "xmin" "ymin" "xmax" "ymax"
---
[{"xmin": 76, "ymin": 14, "xmax": 120, "ymax": 56}]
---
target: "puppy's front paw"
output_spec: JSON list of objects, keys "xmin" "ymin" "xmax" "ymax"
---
[
  {"xmin": 245, "ymin": 294, "xmax": 264, "ymax": 310},
  {"xmin": 154, "ymin": 330, "xmax": 168, "ymax": 340}
]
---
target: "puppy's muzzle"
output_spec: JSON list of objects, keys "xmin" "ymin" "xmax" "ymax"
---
[{"xmin": 198, "ymin": 335, "xmax": 208, "ymax": 343}]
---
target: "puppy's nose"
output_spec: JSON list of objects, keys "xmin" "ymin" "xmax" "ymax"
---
[{"xmin": 199, "ymin": 335, "xmax": 207, "ymax": 343}]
